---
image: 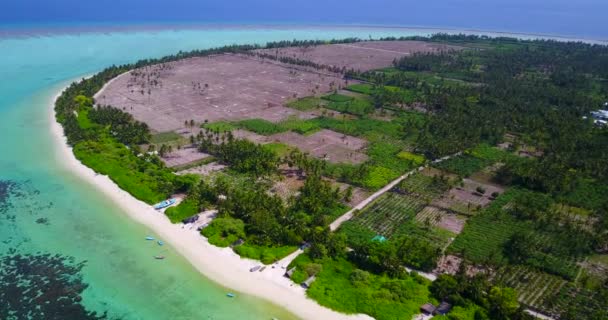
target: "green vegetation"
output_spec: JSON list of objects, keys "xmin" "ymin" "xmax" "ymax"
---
[
  {"xmin": 202, "ymin": 217, "xmax": 246, "ymax": 247},
  {"xmin": 164, "ymin": 197, "xmax": 200, "ymax": 223},
  {"xmin": 73, "ymin": 138, "xmax": 193, "ymax": 204},
  {"xmin": 201, "ymin": 121, "xmax": 236, "ymax": 133},
  {"xmin": 150, "ymin": 131, "xmax": 183, "ymax": 144},
  {"xmin": 234, "ymin": 244, "xmax": 297, "ymax": 264},
  {"xmin": 289, "ymin": 255, "xmax": 433, "ymax": 320},
  {"xmin": 56, "ymin": 35, "xmax": 608, "ymax": 320},
  {"xmin": 286, "ymin": 96, "xmax": 326, "ymax": 111}
]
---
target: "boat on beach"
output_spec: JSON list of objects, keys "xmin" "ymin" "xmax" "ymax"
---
[
  {"xmin": 153, "ymin": 198, "xmax": 176, "ymax": 210},
  {"xmin": 226, "ymin": 293, "xmax": 235, "ymax": 298}
]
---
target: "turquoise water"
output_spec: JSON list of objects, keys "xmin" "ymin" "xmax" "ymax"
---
[{"xmin": 0, "ymin": 25, "xmax": 438, "ymax": 320}]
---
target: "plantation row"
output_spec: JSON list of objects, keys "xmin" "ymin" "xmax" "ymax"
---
[
  {"xmin": 393, "ymin": 172, "xmax": 451, "ymax": 199},
  {"xmin": 351, "ymin": 192, "xmax": 424, "ymax": 237},
  {"xmin": 498, "ymin": 266, "xmax": 567, "ymax": 310}
]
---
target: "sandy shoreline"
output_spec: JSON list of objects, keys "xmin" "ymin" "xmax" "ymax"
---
[{"xmin": 49, "ymin": 86, "xmax": 373, "ymax": 320}]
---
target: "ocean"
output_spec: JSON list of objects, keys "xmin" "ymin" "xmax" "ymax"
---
[{"xmin": 0, "ymin": 24, "xmax": 459, "ymax": 320}]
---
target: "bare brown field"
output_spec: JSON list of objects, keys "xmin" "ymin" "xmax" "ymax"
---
[
  {"xmin": 175, "ymin": 162, "xmax": 227, "ymax": 176},
  {"xmin": 161, "ymin": 147, "xmax": 211, "ymax": 168},
  {"xmin": 268, "ymin": 129, "xmax": 368, "ymax": 164},
  {"xmin": 256, "ymin": 41, "xmax": 457, "ymax": 72},
  {"xmin": 96, "ymin": 53, "xmax": 343, "ymax": 132}
]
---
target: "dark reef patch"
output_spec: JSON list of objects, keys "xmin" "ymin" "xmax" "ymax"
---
[{"xmin": 0, "ymin": 251, "xmax": 107, "ymax": 320}]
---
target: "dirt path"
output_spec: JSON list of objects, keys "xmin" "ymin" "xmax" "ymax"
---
[{"xmin": 329, "ymin": 152, "xmax": 462, "ymax": 231}]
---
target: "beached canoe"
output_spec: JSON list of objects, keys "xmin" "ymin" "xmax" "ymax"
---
[{"xmin": 153, "ymin": 198, "xmax": 176, "ymax": 210}]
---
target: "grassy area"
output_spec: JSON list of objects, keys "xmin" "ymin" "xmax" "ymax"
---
[
  {"xmin": 202, "ymin": 217, "xmax": 246, "ymax": 247},
  {"xmin": 150, "ymin": 131, "xmax": 183, "ymax": 144},
  {"xmin": 234, "ymin": 244, "xmax": 297, "ymax": 264},
  {"xmin": 73, "ymin": 138, "xmax": 187, "ymax": 204},
  {"xmin": 164, "ymin": 197, "xmax": 199, "ymax": 223},
  {"xmin": 322, "ymin": 94, "xmax": 374, "ymax": 116},
  {"xmin": 262, "ymin": 142, "xmax": 294, "ymax": 157},
  {"xmin": 289, "ymin": 255, "xmax": 433, "ymax": 320},
  {"xmin": 286, "ymin": 96, "xmax": 326, "ymax": 111},
  {"xmin": 201, "ymin": 121, "xmax": 236, "ymax": 133},
  {"xmin": 278, "ymin": 117, "xmax": 321, "ymax": 135},
  {"xmin": 76, "ymin": 108, "xmax": 94, "ymax": 129},
  {"xmin": 433, "ymin": 154, "xmax": 491, "ymax": 177},
  {"xmin": 397, "ymin": 151, "xmax": 426, "ymax": 165},
  {"xmin": 237, "ymin": 119, "xmax": 286, "ymax": 135}
]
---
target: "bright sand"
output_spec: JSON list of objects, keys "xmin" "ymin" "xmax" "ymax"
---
[{"xmin": 50, "ymin": 88, "xmax": 373, "ymax": 320}]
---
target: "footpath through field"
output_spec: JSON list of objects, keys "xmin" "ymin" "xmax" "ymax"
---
[{"xmin": 329, "ymin": 152, "xmax": 462, "ymax": 231}]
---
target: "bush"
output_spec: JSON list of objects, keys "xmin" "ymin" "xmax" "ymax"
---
[
  {"xmin": 165, "ymin": 198, "xmax": 199, "ymax": 223},
  {"xmin": 234, "ymin": 244, "xmax": 298, "ymax": 264},
  {"xmin": 201, "ymin": 217, "xmax": 246, "ymax": 247}
]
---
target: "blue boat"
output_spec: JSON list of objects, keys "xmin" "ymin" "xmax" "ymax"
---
[
  {"xmin": 153, "ymin": 198, "xmax": 176, "ymax": 210},
  {"xmin": 226, "ymin": 293, "xmax": 235, "ymax": 298},
  {"xmin": 145, "ymin": 236, "xmax": 155, "ymax": 240},
  {"xmin": 157, "ymin": 240, "xmax": 164, "ymax": 246}
]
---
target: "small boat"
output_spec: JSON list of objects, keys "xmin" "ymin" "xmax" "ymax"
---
[
  {"xmin": 153, "ymin": 198, "xmax": 177, "ymax": 210},
  {"xmin": 154, "ymin": 255, "xmax": 165, "ymax": 260},
  {"xmin": 226, "ymin": 293, "xmax": 235, "ymax": 298},
  {"xmin": 157, "ymin": 240, "xmax": 164, "ymax": 246},
  {"xmin": 145, "ymin": 236, "xmax": 155, "ymax": 241},
  {"xmin": 250, "ymin": 265, "xmax": 261, "ymax": 272},
  {"xmin": 259, "ymin": 266, "xmax": 266, "ymax": 272}
]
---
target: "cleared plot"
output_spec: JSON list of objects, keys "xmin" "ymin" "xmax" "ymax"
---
[
  {"xmin": 497, "ymin": 266, "xmax": 567, "ymax": 311},
  {"xmin": 175, "ymin": 162, "xmax": 226, "ymax": 176},
  {"xmin": 96, "ymin": 53, "xmax": 342, "ymax": 132},
  {"xmin": 351, "ymin": 192, "xmax": 425, "ymax": 238},
  {"xmin": 415, "ymin": 206, "xmax": 466, "ymax": 234},
  {"xmin": 161, "ymin": 147, "xmax": 211, "ymax": 168},
  {"xmin": 393, "ymin": 172, "xmax": 451, "ymax": 200},
  {"xmin": 268, "ymin": 129, "xmax": 368, "ymax": 164},
  {"xmin": 256, "ymin": 41, "xmax": 457, "ymax": 72}
]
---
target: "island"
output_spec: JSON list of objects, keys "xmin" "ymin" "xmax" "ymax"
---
[{"xmin": 54, "ymin": 34, "xmax": 608, "ymax": 320}]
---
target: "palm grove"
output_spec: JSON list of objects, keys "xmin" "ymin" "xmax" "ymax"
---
[{"xmin": 55, "ymin": 35, "xmax": 608, "ymax": 320}]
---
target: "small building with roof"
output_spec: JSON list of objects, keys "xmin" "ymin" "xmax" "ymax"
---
[
  {"xmin": 434, "ymin": 302, "xmax": 452, "ymax": 315},
  {"xmin": 301, "ymin": 275, "xmax": 316, "ymax": 289},
  {"xmin": 284, "ymin": 267, "xmax": 296, "ymax": 278},
  {"xmin": 420, "ymin": 303, "xmax": 436, "ymax": 315}
]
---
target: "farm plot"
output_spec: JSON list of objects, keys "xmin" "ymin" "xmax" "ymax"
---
[
  {"xmin": 96, "ymin": 53, "xmax": 342, "ymax": 132},
  {"xmin": 161, "ymin": 147, "xmax": 211, "ymax": 168},
  {"xmin": 268, "ymin": 129, "xmax": 368, "ymax": 164},
  {"xmin": 496, "ymin": 266, "xmax": 567, "ymax": 311},
  {"xmin": 448, "ymin": 193, "xmax": 531, "ymax": 264},
  {"xmin": 255, "ymin": 41, "xmax": 457, "ymax": 72},
  {"xmin": 393, "ymin": 172, "xmax": 451, "ymax": 201},
  {"xmin": 350, "ymin": 192, "xmax": 424, "ymax": 238},
  {"xmin": 415, "ymin": 206, "xmax": 466, "ymax": 234}
]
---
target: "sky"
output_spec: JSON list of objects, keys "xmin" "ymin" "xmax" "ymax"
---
[{"xmin": 1, "ymin": 0, "xmax": 606, "ymax": 39}]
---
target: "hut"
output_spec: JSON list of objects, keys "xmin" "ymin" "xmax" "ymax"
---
[
  {"xmin": 434, "ymin": 302, "xmax": 452, "ymax": 315},
  {"xmin": 420, "ymin": 303, "xmax": 436, "ymax": 315},
  {"xmin": 301, "ymin": 275, "xmax": 316, "ymax": 289},
  {"xmin": 284, "ymin": 267, "xmax": 296, "ymax": 278}
]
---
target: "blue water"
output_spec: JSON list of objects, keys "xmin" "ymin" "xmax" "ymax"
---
[
  {"xmin": 0, "ymin": 25, "xmax": 452, "ymax": 320},
  {"xmin": 2, "ymin": 0, "xmax": 607, "ymax": 39}
]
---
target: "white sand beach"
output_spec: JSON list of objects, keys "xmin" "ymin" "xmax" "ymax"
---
[{"xmin": 49, "ymin": 87, "xmax": 373, "ymax": 320}]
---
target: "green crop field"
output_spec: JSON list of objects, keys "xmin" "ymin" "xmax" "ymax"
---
[
  {"xmin": 349, "ymin": 192, "xmax": 425, "ymax": 238},
  {"xmin": 496, "ymin": 266, "xmax": 568, "ymax": 311}
]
